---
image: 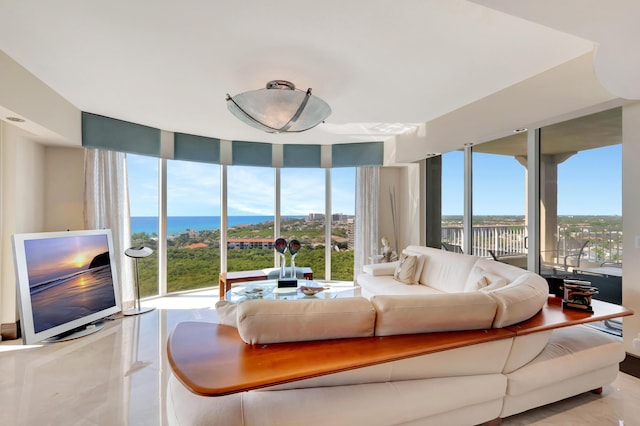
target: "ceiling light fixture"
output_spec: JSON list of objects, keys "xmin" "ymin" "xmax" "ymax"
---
[
  {"xmin": 226, "ymin": 80, "xmax": 331, "ymax": 133},
  {"xmin": 6, "ymin": 117, "xmax": 25, "ymax": 122},
  {"xmin": 513, "ymin": 128, "xmax": 528, "ymax": 133}
]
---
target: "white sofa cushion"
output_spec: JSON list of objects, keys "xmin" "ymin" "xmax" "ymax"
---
[
  {"xmin": 264, "ymin": 338, "xmax": 514, "ymax": 391},
  {"xmin": 502, "ymin": 331, "xmax": 553, "ymax": 374},
  {"xmin": 371, "ymin": 293, "xmax": 498, "ymax": 336},
  {"xmin": 363, "ymin": 261, "xmax": 398, "ymax": 276},
  {"xmin": 404, "ymin": 246, "xmax": 479, "ymax": 293},
  {"xmin": 215, "ymin": 300, "xmax": 238, "ymax": 327},
  {"xmin": 464, "ymin": 265, "xmax": 509, "ymax": 292},
  {"xmin": 505, "ymin": 325, "xmax": 624, "ymax": 397},
  {"xmin": 236, "ymin": 297, "xmax": 376, "ymax": 344},
  {"xmin": 357, "ymin": 273, "xmax": 444, "ymax": 298},
  {"xmin": 243, "ymin": 375, "xmax": 506, "ymax": 426},
  {"xmin": 487, "ymin": 272, "xmax": 549, "ymax": 328}
]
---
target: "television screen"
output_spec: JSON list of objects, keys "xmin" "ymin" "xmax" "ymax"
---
[{"xmin": 12, "ymin": 229, "xmax": 122, "ymax": 344}]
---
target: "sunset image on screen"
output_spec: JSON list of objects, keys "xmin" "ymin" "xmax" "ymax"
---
[
  {"xmin": 21, "ymin": 233, "xmax": 117, "ymax": 334},
  {"xmin": 24, "ymin": 235, "xmax": 109, "ymax": 287}
]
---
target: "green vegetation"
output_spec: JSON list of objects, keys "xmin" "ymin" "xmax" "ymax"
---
[{"xmin": 132, "ymin": 217, "xmax": 354, "ymax": 297}]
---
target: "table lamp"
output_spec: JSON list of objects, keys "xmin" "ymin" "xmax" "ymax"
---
[{"xmin": 124, "ymin": 246, "xmax": 155, "ymax": 316}]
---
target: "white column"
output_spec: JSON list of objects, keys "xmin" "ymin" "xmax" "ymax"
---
[
  {"xmin": 463, "ymin": 145, "xmax": 473, "ymax": 254},
  {"xmin": 526, "ymin": 129, "xmax": 540, "ymax": 273},
  {"xmin": 622, "ymin": 102, "xmax": 640, "ymax": 356}
]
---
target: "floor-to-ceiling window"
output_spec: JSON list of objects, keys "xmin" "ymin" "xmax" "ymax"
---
[
  {"xmin": 166, "ymin": 160, "xmax": 221, "ymax": 292},
  {"xmin": 226, "ymin": 166, "xmax": 275, "ymax": 272},
  {"xmin": 472, "ymin": 134, "xmax": 527, "ymax": 266},
  {"xmin": 127, "ymin": 160, "xmax": 359, "ymax": 294},
  {"xmin": 434, "ymin": 107, "xmax": 623, "ymax": 333},
  {"xmin": 127, "ymin": 154, "xmax": 159, "ymax": 298},
  {"xmin": 331, "ymin": 168, "xmax": 356, "ymax": 281},
  {"xmin": 280, "ymin": 168, "xmax": 326, "ymax": 279},
  {"xmin": 539, "ymin": 108, "xmax": 622, "ymax": 307}
]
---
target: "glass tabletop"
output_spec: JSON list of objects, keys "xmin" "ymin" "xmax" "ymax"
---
[{"xmin": 224, "ymin": 279, "xmax": 355, "ymax": 302}]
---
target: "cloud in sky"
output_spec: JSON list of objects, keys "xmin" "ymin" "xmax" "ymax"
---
[{"xmin": 127, "ymin": 154, "xmax": 356, "ymax": 217}]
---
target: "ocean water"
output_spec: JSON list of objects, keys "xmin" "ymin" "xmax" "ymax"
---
[{"xmin": 131, "ymin": 216, "xmax": 302, "ymax": 235}]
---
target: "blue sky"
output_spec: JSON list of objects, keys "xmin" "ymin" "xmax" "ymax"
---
[
  {"xmin": 127, "ymin": 155, "xmax": 356, "ymax": 216},
  {"xmin": 128, "ymin": 142, "xmax": 621, "ymax": 218},
  {"xmin": 442, "ymin": 144, "xmax": 622, "ymax": 216}
]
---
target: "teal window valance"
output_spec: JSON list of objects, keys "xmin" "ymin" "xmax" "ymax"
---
[
  {"xmin": 332, "ymin": 142, "xmax": 384, "ymax": 167},
  {"xmin": 283, "ymin": 144, "xmax": 321, "ymax": 168},
  {"xmin": 82, "ymin": 112, "xmax": 161, "ymax": 156},
  {"xmin": 81, "ymin": 111, "xmax": 384, "ymax": 167},
  {"xmin": 174, "ymin": 133, "xmax": 220, "ymax": 163},
  {"xmin": 232, "ymin": 141, "xmax": 273, "ymax": 167}
]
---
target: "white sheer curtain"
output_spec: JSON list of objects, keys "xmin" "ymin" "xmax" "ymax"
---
[
  {"xmin": 354, "ymin": 166, "xmax": 379, "ymax": 282},
  {"xmin": 84, "ymin": 148, "xmax": 134, "ymax": 309}
]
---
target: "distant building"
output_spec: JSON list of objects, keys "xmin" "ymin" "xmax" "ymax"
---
[
  {"xmin": 306, "ymin": 213, "xmax": 325, "ymax": 221},
  {"xmin": 347, "ymin": 218, "xmax": 355, "ymax": 250},
  {"xmin": 332, "ymin": 213, "xmax": 345, "ymax": 222},
  {"xmin": 227, "ymin": 238, "xmax": 274, "ymax": 250}
]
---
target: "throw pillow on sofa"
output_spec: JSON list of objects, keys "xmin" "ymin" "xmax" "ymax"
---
[
  {"xmin": 402, "ymin": 249, "xmax": 426, "ymax": 283},
  {"xmin": 394, "ymin": 253, "xmax": 419, "ymax": 284}
]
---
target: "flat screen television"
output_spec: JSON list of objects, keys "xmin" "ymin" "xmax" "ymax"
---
[{"xmin": 12, "ymin": 229, "xmax": 122, "ymax": 344}]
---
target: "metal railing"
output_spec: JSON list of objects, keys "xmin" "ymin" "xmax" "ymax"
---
[{"xmin": 441, "ymin": 224, "xmax": 622, "ymax": 266}]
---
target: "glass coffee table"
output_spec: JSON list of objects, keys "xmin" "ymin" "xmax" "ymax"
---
[{"xmin": 225, "ymin": 279, "xmax": 359, "ymax": 302}]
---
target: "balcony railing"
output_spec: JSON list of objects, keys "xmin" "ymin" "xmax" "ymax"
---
[{"xmin": 441, "ymin": 224, "xmax": 623, "ymax": 267}]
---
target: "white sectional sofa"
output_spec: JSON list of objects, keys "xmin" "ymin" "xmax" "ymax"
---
[{"xmin": 167, "ymin": 246, "xmax": 626, "ymax": 426}]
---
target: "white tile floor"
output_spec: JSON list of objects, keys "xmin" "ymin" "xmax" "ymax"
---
[{"xmin": 1, "ymin": 289, "xmax": 639, "ymax": 425}]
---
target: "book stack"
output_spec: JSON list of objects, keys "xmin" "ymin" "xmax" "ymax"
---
[{"xmin": 562, "ymin": 279, "xmax": 599, "ymax": 313}]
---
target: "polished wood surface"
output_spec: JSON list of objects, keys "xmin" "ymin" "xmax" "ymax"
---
[
  {"xmin": 219, "ymin": 268, "xmax": 313, "ymax": 298},
  {"xmin": 167, "ymin": 297, "xmax": 634, "ymax": 397},
  {"xmin": 506, "ymin": 297, "xmax": 633, "ymax": 335},
  {"xmin": 168, "ymin": 323, "xmax": 513, "ymax": 396}
]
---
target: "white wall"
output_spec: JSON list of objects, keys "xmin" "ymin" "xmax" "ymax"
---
[
  {"xmin": 0, "ymin": 123, "xmax": 46, "ymax": 324},
  {"xmin": 0, "ymin": 124, "xmax": 84, "ymax": 327},
  {"xmin": 0, "ymin": 51, "xmax": 81, "ymax": 146},
  {"xmin": 44, "ymin": 146, "xmax": 85, "ymax": 232},
  {"xmin": 622, "ymin": 102, "xmax": 640, "ymax": 356}
]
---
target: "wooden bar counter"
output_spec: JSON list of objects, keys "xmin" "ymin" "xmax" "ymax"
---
[{"xmin": 167, "ymin": 296, "xmax": 633, "ymax": 397}]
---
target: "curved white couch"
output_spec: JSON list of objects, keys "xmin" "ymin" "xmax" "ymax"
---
[
  {"xmin": 167, "ymin": 246, "xmax": 625, "ymax": 426},
  {"xmin": 362, "ymin": 245, "xmax": 550, "ymax": 331}
]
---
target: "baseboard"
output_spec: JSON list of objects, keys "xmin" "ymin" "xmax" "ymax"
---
[
  {"xmin": 620, "ymin": 353, "xmax": 640, "ymax": 379},
  {"xmin": 1, "ymin": 321, "xmax": 20, "ymax": 341}
]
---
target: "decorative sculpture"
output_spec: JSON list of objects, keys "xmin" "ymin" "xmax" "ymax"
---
[
  {"xmin": 274, "ymin": 238, "xmax": 288, "ymax": 279},
  {"xmin": 288, "ymin": 239, "xmax": 301, "ymax": 278},
  {"xmin": 381, "ymin": 236, "xmax": 398, "ymax": 263}
]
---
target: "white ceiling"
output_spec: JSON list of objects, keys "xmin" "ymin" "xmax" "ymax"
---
[{"xmin": 0, "ymin": 0, "xmax": 636, "ymax": 150}]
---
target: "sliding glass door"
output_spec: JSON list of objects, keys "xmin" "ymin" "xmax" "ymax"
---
[
  {"xmin": 472, "ymin": 134, "xmax": 527, "ymax": 267},
  {"xmin": 539, "ymin": 108, "xmax": 622, "ymax": 306}
]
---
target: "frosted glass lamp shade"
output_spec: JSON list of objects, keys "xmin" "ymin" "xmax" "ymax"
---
[{"xmin": 226, "ymin": 80, "xmax": 331, "ymax": 133}]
